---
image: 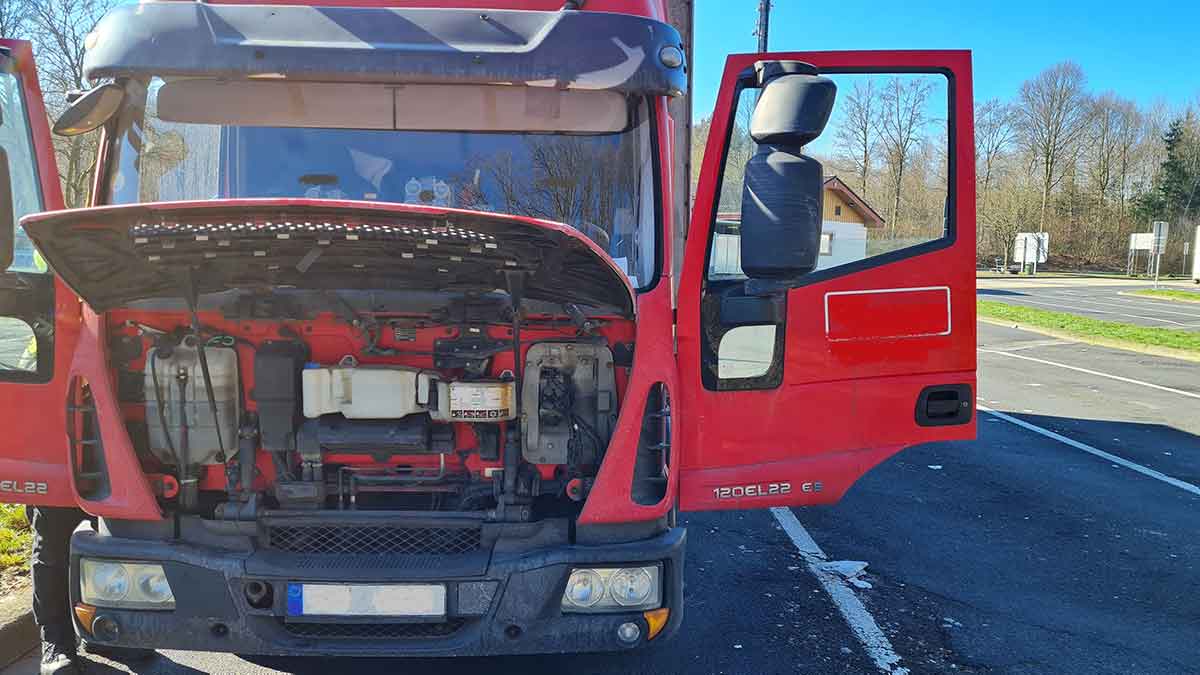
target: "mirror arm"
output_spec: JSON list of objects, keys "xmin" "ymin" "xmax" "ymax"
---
[
  {"xmin": 743, "ymin": 277, "xmax": 805, "ymax": 296},
  {"xmin": 719, "ymin": 287, "xmax": 786, "ymax": 327}
]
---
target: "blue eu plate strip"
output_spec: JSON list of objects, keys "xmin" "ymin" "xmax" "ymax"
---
[{"xmin": 286, "ymin": 583, "xmax": 303, "ymax": 616}]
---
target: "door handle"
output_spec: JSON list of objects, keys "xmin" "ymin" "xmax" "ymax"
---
[{"xmin": 915, "ymin": 384, "xmax": 972, "ymax": 426}]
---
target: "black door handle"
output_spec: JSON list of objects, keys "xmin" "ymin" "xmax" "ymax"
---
[{"xmin": 915, "ymin": 384, "xmax": 973, "ymax": 426}]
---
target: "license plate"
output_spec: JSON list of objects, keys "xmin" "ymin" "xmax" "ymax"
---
[{"xmin": 286, "ymin": 583, "xmax": 446, "ymax": 618}]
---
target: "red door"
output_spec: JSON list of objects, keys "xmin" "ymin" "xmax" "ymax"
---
[
  {"xmin": 677, "ymin": 50, "xmax": 977, "ymax": 511},
  {"xmin": 0, "ymin": 40, "xmax": 79, "ymax": 507}
]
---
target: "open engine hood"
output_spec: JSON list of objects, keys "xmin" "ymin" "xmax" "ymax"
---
[{"xmin": 21, "ymin": 199, "xmax": 635, "ymax": 316}]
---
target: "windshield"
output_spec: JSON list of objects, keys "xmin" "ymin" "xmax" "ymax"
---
[{"xmin": 107, "ymin": 79, "xmax": 658, "ymax": 288}]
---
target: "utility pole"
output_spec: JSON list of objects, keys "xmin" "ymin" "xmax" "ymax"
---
[{"xmin": 755, "ymin": 0, "xmax": 771, "ymax": 52}]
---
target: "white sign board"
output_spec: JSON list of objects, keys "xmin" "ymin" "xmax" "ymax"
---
[
  {"xmin": 1152, "ymin": 221, "xmax": 1170, "ymax": 254},
  {"xmin": 1013, "ymin": 232, "xmax": 1049, "ymax": 264},
  {"xmin": 1192, "ymin": 225, "xmax": 1200, "ymax": 282},
  {"xmin": 1129, "ymin": 232, "xmax": 1155, "ymax": 251}
]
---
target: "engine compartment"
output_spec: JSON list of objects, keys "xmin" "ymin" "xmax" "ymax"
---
[{"xmin": 107, "ymin": 292, "xmax": 634, "ymax": 522}]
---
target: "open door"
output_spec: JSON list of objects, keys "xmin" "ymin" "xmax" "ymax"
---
[
  {"xmin": 677, "ymin": 51, "xmax": 976, "ymax": 511},
  {"xmin": 0, "ymin": 40, "xmax": 78, "ymax": 507}
]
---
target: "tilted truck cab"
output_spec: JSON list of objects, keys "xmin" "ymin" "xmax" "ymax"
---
[{"xmin": 0, "ymin": 0, "xmax": 976, "ymax": 657}]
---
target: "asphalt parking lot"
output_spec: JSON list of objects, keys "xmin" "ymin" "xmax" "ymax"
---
[
  {"xmin": 6, "ymin": 295, "xmax": 1200, "ymax": 674},
  {"xmin": 978, "ymin": 276, "xmax": 1200, "ymax": 329}
]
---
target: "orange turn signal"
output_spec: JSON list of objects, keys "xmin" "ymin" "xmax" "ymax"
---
[
  {"xmin": 643, "ymin": 607, "xmax": 670, "ymax": 641},
  {"xmin": 74, "ymin": 603, "xmax": 97, "ymax": 635}
]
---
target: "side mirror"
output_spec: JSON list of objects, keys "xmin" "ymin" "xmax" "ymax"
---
[
  {"xmin": 0, "ymin": 148, "xmax": 13, "ymax": 271},
  {"xmin": 738, "ymin": 61, "xmax": 836, "ymax": 280},
  {"xmin": 52, "ymin": 83, "xmax": 124, "ymax": 137}
]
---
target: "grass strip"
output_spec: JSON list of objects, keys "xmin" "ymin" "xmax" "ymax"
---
[
  {"xmin": 1129, "ymin": 289, "xmax": 1200, "ymax": 304},
  {"xmin": 0, "ymin": 504, "xmax": 30, "ymax": 570},
  {"xmin": 977, "ymin": 300, "xmax": 1200, "ymax": 353}
]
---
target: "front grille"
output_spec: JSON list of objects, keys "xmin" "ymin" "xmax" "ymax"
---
[
  {"xmin": 282, "ymin": 619, "xmax": 467, "ymax": 640},
  {"xmin": 265, "ymin": 525, "xmax": 481, "ymax": 556}
]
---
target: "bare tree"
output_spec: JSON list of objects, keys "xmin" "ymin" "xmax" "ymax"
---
[
  {"xmin": 877, "ymin": 77, "xmax": 932, "ymax": 234},
  {"xmin": 27, "ymin": 0, "xmax": 117, "ymax": 207},
  {"xmin": 0, "ymin": 0, "xmax": 32, "ymax": 37},
  {"xmin": 1109, "ymin": 97, "xmax": 1143, "ymax": 211},
  {"xmin": 834, "ymin": 78, "xmax": 878, "ymax": 197},
  {"xmin": 1016, "ymin": 61, "xmax": 1091, "ymax": 234},
  {"xmin": 481, "ymin": 134, "xmax": 639, "ymax": 250},
  {"xmin": 1087, "ymin": 93, "xmax": 1128, "ymax": 203},
  {"xmin": 975, "ymin": 99, "xmax": 1016, "ymax": 199},
  {"xmin": 987, "ymin": 179, "xmax": 1040, "ymax": 268}
]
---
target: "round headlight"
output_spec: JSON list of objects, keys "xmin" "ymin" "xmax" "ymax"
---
[
  {"xmin": 136, "ymin": 568, "xmax": 172, "ymax": 604},
  {"xmin": 564, "ymin": 569, "xmax": 605, "ymax": 608},
  {"xmin": 609, "ymin": 568, "xmax": 653, "ymax": 606},
  {"xmin": 91, "ymin": 562, "xmax": 130, "ymax": 602}
]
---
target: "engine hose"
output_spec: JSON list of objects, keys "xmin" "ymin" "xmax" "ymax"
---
[
  {"xmin": 238, "ymin": 414, "xmax": 259, "ymax": 498},
  {"xmin": 503, "ymin": 271, "xmax": 527, "ymax": 502}
]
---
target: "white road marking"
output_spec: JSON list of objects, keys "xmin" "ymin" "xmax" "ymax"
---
[
  {"xmin": 986, "ymin": 338, "xmax": 1073, "ymax": 352},
  {"xmin": 1039, "ymin": 293, "xmax": 1200, "ymax": 319},
  {"xmin": 976, "ymin": 404, "xmax": 1200, "ymax": 497},
  {"xmin": 978, "ymin": 348, "xmax": 1200, "ymax": 400},
  {"xmin": 999, "ymin": 297, "xmax": 1191, "ymax": 326},
  {"xmin": 770, "ymin": 507, "xmax": 909, "ymax": 675}
]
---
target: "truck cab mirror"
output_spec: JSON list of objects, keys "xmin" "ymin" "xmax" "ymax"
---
[
  {"xmin": 0, "ymin": 147, "xmax": 13, "ymax": 271},
  {"xmin": 52, "ymin": 83, "xmax": 124, "ymax": 137},
  {"xmin": 738, "ymin": 61, "xmax": 836, "ymax": 280}
]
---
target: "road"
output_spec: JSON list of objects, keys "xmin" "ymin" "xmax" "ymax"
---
[
  {"xmin": 978, "ymin": 276, "xmax": 1200, "ymax": 330},
  {"xmin": 6, "ymin": 319, "xmax": 1199, "ymax": 674}
]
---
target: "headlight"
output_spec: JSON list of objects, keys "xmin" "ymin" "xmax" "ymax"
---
[
  {"xmin": 609, "ymin": 567, "xmax": 654, "ymax": 607},
  {"xmin": 561, "ymin": 565, "xmax": 661, "ymax": 613},
  {"xmin": 563, "ymin": 568, "xmax": 604, "ymax": 608},
  {"xmin": 80, "ymin": 559, "xmax": 175, "ymax": 610}
]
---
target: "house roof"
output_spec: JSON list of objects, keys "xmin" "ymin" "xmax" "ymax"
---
[{"xmin": 823, "ymin": 176, "xmax": 885, "ymax": 228}]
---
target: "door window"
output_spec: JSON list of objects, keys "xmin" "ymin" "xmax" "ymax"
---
[
  {"xmin": 0, "ymin": 68, "xmax": 45, "ymax": 274},
  {"xmin": 0, "ymin": 63, "xmax": 52, "ymax": 383},
  {"xmin": 0, "ymin": 316, "xmax": 36, "ymax": 372},
  {"xmin": 707, "ymin": 73, "xmax": 951, "ymax": 280},
  {"xmin": 716, "ymin": 325, "xmax": 776, "ymax": 379}
]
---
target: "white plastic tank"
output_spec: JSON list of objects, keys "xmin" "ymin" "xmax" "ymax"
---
[
  {"xmin": 143, "ymin": 337, "xmax": 240, "ymax": 467},
  {"xmin": 302, "ymin": 362, "xmax": 436, "ymax": 419}
]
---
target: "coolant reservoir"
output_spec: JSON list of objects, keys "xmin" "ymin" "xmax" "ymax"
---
[
  {"xmin": 302, "ymin": 361, "xmax": 437, "ymax": 419},
  {"xmin": 143, "ymin": 338, "xmax": 240, "ymax": 467}
]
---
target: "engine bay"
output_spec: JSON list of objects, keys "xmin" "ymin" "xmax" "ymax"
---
[{"xmin": 107, "ymin": 291, "xmax": 634, "ymax": 523}]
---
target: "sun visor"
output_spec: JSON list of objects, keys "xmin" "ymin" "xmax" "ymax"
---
[
  {"xmin": 155, "ymin": 80, "xmax": 630, "ymax": 133},
  {"xmin": 83, "ymin": 4, "xmax": 686, "ymax": 98}
]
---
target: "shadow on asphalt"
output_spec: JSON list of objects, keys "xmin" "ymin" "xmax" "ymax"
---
[
  {"xmin": 1000, "ymin": 413, "xmax": 1200, "ymax": 483},
  {"xmin": 236, "ymin": 654, "xmax": 633, "ymax": 674},
  {"xmin": 976, "ymin": 288, "xmax": 1029, "ymax": 296}
]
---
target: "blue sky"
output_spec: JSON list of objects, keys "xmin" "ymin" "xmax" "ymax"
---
[{"xmin": 692, "ymin": 0, "xmax": 1200, "ymax": 120}]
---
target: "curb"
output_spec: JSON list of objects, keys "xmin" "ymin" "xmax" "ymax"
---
[
  {"xmin": 0, "ymin": 588, "xmax": 36, "ymax": 670},
  {"xmin": 977, "ymin": 316, "xmax": 1200, "ymax": 364}
]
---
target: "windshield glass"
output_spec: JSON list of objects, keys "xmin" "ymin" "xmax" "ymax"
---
[{"xmin": 107, "ymin": 79, "xmax": 658, "ymax": 288}]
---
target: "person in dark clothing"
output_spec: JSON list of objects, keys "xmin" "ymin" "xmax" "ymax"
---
[{"xmin": 26, "ymin": 506, "xmax": 87, "ymax": 675}]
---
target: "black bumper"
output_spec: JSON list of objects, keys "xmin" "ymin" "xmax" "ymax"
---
[{"xmin": 69, "ymin": 525, "xmax": 685, "ymax": 657}]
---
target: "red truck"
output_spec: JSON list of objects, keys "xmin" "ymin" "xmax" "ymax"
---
[{"xmin": 0, "ymin": 0, "xmax": 975, "ymax": 658}]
